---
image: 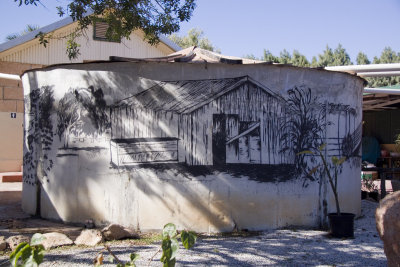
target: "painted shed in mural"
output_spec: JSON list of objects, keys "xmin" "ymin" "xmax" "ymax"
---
[{"xmin": 110, "ymin": 76, "xmax": 291, "ymax": 167}]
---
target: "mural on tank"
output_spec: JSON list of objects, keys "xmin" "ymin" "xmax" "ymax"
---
[{"xmin": 23, "ymin": 75, "xmax": 361, "ymax": 184}]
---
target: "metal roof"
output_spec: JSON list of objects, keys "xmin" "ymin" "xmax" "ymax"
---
[{"xmin": 0, "ymin": 15, "xmax": 181, "ymax": 53}]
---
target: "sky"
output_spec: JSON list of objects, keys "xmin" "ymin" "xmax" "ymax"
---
[{"xmin": 1, "ymin": 0, "xmax": 400, "ymax": 62}]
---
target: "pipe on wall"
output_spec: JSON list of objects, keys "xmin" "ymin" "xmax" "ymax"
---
[{"xmin": 0, "ymin": 73, "xmax": 21, "ymax": 81}]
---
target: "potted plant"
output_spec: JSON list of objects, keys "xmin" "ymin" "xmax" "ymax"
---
[{"xmin": 300, "ymin": 144, "xmax": 355, "ymax": 238}]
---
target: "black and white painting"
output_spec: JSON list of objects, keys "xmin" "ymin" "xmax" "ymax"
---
[
  {"xmin": 21, "ymin": 63, "xmax": 364, "ymax": 232},
  {"xmin": 105, "ymin": 76, "xmax": 360, "ymax": 181},
  {"xmin": 24, "ymin": 75, "xmax": 361, "ymax": 184}
]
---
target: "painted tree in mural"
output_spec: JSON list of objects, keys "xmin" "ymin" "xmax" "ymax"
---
[
  {"xmin": 57, "ymin": 92, "xmax": 81, "ymax": 148},
  {"xmin": 24, "ymin": 86, "xmax": 55, "ymax": 183},
  {"xmin": 280, "ymin": 86, "xmax": 325, "ymax": 178},
  {"xmin": 57, "ymin": 86, "xmax": 109, "ymax": 148}
]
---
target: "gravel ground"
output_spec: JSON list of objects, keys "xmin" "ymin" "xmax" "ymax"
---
[{"xmin": 0, "ymin": 200, "xmax": 385, "ymax": 266}]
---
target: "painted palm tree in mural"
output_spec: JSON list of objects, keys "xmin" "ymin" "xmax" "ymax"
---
[{"xmin": 280, "ymin": 86, "xmax": 326, "ymax": 178}]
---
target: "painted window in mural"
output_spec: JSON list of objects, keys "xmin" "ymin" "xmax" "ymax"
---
[{"xmin": 111, "ymin": 137, "xmax": 179, "ymax": 166}]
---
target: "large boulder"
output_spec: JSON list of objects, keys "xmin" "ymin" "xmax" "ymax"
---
[
  {"xmin": 0, "ymin": 236, "xmax": 7, "ymax": 251},
  {"xmin": 375, "ymin": 191, "xmax": 400, "ymax": 267},
  {"xmin": 75, "ymin": 229, "xmax": 103, "ymax": 246},
  {"xmin": 101, "ymin": 224, "xmax": 139, "ymax": 241},
  {"xmin": 6, "ymin": 235, "xmax": 30, "ymax": 250},
  {"xmin": 42, "ymin": 232, "xmax": 74, "ymax": 250}
]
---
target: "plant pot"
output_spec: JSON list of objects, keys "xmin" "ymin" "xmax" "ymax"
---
[
  {"xmin": 361, "ymin": 191, "xmax": 367, "ymax": 199},
  {"xmin": 328, "ymin": 213, "xmax": 355, "ymax": 238}
]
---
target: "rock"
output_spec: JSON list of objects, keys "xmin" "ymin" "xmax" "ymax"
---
[
  {"xmin": 0, "ymin": 236, "xmax": 7, "ymax": 251},
  {"xmin": 75, "ymin": 229, "xmax": 103, "ymax": 246},
  {"xmin": 101, "ymin": 224, "xmax": 139, "ymax": 241},
  {"xmin": 6, "ymin": 235, "xmax": 30, "ymax": 250},
  {"xmin": 42, "ymin": 232, "xmax": 74, "ymax": 250},
  {"xmin": 375, "ymin": 191, "xmax": 400, "ymax": 267}
]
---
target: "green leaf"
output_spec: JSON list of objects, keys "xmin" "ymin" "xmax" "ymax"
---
[
  {"xmin": 318, "ymin": 143, "xmax": 326, "ymax": 151},
  {"xmin": 129, "ymin": 253, "xmax": 139, "ymax": 262},
  {"xmin": 331, "ymin": 156, "xmax": 339, "ymax": 164},
  {"xmin": 19, "ymin": 244, "xmax": 33, "ymax": 262},
  {"xmin": 161, "ymin": 239, "xmax": 172, "ymax": 262},
  {"xmin": 163, "ymin": 258, "xmax": 176, "ymax": 267},
  {"xmin": 162, "ymin": 223, "xmax": 177, "ymax": 239},
  {"xmin": 10, "ymin": 242, "xmax": 28, "ymax": 266},
  {"xmin": 296, "ymin": 150, "xmax": 313, "ymax": 155},
  {"xmin": 30, "ymin": 233, "xmax": 45, "ymax": 246},
  {"xmin": 170, "ymin": 238, "xmax": 179, "ymax": 260},
  {"xmin": 181, "ymin": 231, "xmax": 197, "ymax": 249},
  {"xmin": 32, "ymin": 246, "xmax": 45, "ymax": 265},
  {"xmin": 23, "ymin": 254, "xmax": 39, "ymax": 267},
  {"xmin": 10, "ymin": 242, "xmax": 30, "ymax": 267}
]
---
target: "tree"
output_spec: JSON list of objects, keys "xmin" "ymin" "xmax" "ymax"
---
[
  {"xmin": 262, "ymin": 49, "xmax": 279, "ymax": 63},
  {"xmin": 15, "ymin": 0, "xmax": 196, "ymax": 60},
  {"xmin": 311, "ymin": 56, "xmax": 319, "ymax": 68},
  {"xmin": 332, "ymin": 44, "xmax": 352, "ymax": 66},
  {"xmin": 243, "ymin": 54, "xmax": 259, "ymax": 60},
  {"xmin": 356, "ymin": 52, "xmax": 370, "ymax": 65},
  {"xmin": 291, "ymin": 50, "xmax": 310, "ymax": 67},
  {"xmin": 169, "ymin": 28, "xmax": 219, "ymax": 52},
  {"xmin": 316, "ymin": 45, "xmax": 334, "ymax": 67},
  {"xmin": 378, "ymin": 47, "xmax": 399, "ymax": 63},
  {"xmin": 279, "ymin": 49, "xmax": 292, "ymax": 64},
  {"xmin": 5, "ymin": 24, "xmax": 39, "ymax": 41},
  {"xmin": 367, "ymin": 47, "xmax": 400, "ymax": 87}
]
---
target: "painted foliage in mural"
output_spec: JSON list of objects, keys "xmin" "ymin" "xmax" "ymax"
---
[
  {"xmin": 23, "ymin": 86, "xmax": 55, "ymax": 184},
  {"xmin": 56, "ymin": 86, "xmax": 110, "ymax": 152},
  {"xmin": 279, "ymin": 86, "xmax": 327, "ymax": 179}
]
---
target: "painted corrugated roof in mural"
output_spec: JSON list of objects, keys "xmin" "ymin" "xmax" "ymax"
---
[{"xmin": 114, "ymin": 76, "xmax": 280, "ymax": 113}]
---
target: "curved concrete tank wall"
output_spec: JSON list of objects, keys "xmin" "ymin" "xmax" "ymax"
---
[{"xmin": 20, "ymin": 62, "xmax": 364, "ymax": 232}]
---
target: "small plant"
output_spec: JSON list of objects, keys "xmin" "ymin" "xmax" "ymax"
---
[
  {"xmin": 95, "ymin": 223, "xmax": 196, "ymax": 267},
  {"xmin": 9, "ymin": 233, "xmax": 46, "ymax": 267},
  {"xmin": 94, "ymin": 245, "xmax": 139, "ymax": 267},
  {"xmin": 299, "ymin": 144, "xmax": 346, "ymax": 215},
  {"xmin": 156, "ymin": 223, "xmax": 197, "ymax": 267}
]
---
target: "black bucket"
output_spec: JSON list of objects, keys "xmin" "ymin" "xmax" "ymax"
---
[{"xmin": 328, "ymin": 213, "xmax": 355, "ymax": 238}]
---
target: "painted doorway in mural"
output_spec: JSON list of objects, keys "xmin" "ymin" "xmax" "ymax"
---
[
  {"xmin": 212, "ymin": 114, "xmax": 261, "ymax": 165},
  {"xmin": 212, "ymin": 114, "xmax": 227, "ymax": 165}
]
